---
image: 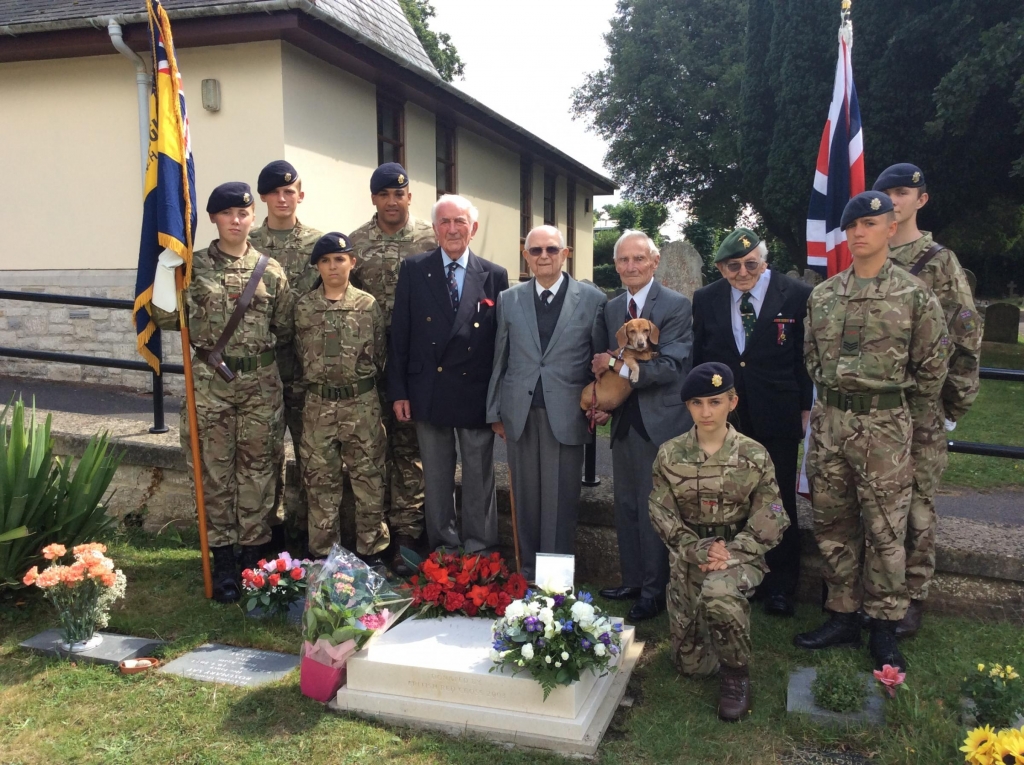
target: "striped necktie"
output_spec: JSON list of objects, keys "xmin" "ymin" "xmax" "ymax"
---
[
  {"xmin": 740, "ymin": 292, "xmax": 756, "ymax": 340},
  {"xmin": 447, "ymin": 261, "xmax": 460, "ymax": 314}
]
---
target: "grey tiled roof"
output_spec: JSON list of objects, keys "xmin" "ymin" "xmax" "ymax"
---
[{"xmin": 0, "ymin": 0, "xmax": 436, "ymax": 75}]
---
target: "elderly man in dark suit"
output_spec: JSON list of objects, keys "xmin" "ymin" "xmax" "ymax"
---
[
  {"xmin": 591, "ymin": 230, "xmax": 694, "ymax": 621},
  {"xmin": 487, "ymin": 225, "xmax": 607, "ymax": 582},
  {"xmin": 691, "ymin": 227, "xmax": 813, "ymax": 616},
  {"xmin": 388, "ymin": 194, "xmax": 509, "ymax": 553}
]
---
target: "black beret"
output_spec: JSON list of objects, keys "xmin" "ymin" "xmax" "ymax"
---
[
  {"xmin": 370, "ymin": 162, "xmax": 409, "ymax": 195},
  {"xmin": 206, "ymin": 182, "xmax": 253, "ymax": 214},
  {"xmin": 257, "ymin": 160, "xmax": 299, "ymax": 195},
  {"xmin": 310, "ymin": 232, "xmax": 353, "ymax": 265},
  {"xmin": 840, "ymin": 191, "xmax": 894, "ymax": 231},
  {"xmin": 872, "ymin": 163, "xmax": 925, "ymax": 192},
  {"xmin": 681, "ymin": 362, "xmax": 735, "ymax": 402}
]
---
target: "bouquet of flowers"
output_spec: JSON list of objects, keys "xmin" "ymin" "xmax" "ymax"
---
[
  {"xmin": 490, "ymin": 586, "xmax": 623, "ymax": 699},
  {"xmin": 23, "ymin": 543, "xmax": 127, "ymax": 652},
  {"xmin": 405, "ymin": 549, "xmax": 527, "ymax": 618},
  {"xmin": 241, "ymin": 551, "xmax": 310, "ymax": 618},
  {"xmin": 963, "ymin": 662, "xmax": 1024, "ymax": 729},
  {"xmin": 299, "ymin": 545, "xmax": 411, "ymax": 702},
  {"xmin": 961, "ymin": 724, "xmax": 1024, "ymax": 764}
]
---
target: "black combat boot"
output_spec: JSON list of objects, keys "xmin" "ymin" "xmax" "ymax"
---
[
  {"xmin": 894, "ymin": 599, "xmax": 924, "ymax": 639},
  {"xmin": 238, "ymin": 544, "xmax": 268, "ymax": 575},
  {"xmin": 210, "ymin": 545, "xmax": 241, "ymax": 604},
  {"xmin": 793, "ymin": 610, "xmax": 862, "ymax": 650},
  {"xmin": 718, "ymin": 664, "xmax": 751, "ymax": 722},
  {"xmin": 869, "ymin": 618, "xmax": 906, "ymax": 671}
]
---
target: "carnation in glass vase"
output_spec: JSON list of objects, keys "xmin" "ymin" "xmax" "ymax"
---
[{"xmin": 23, "ymin": 543, "xmax": 127, "ymax": 652}]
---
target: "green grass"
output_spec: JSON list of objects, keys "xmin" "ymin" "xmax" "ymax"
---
[{"xmin": 2, "ymin": 529, "xmax": 1023, "ymax": 764}]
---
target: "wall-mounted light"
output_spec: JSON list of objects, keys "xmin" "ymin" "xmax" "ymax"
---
[{"xmin": 201, "ymin": 79, "xmax": 221, "ymax": 112}]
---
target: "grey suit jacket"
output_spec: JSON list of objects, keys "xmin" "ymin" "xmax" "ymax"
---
[
  {"xmin": 487, "ymin": 276, "xmax": 607, "ymax": 445},
  {"xmin": 592, "ymin": 279, "xmax": 694, "ymax": 446}
]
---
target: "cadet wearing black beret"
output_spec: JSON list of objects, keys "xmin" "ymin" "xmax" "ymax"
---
[
  {"xmin": 257, "ymin": 160, "xmax": 300, "ymax": 195},
  {"xmin": 872, "ymin": 163, "xmax": 925, "ymax": 192},
  {"xmin": 206, "ymin": 182, "xmax": 254, "ymax": 214},
  {"xmin": 839, "ymin": 190, "xmax": 894, "ymax": 231},
  {"xmin": 369, "ymin": 162, "xmax": 409, "ymax": 195},
  {"xmin": 681, "ymin": 362, "xmax": 735, "ymax": 402},
  {"xmin": 310, "ymin": 232, "xmax": 354, "ymax": 265}
]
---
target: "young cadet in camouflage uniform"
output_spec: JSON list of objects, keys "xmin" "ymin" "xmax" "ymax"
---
[
  {"xmin": 349, "ymin": 163, "xmax": 437, "ymax": 574},
  {"xmin": 872, "ymin": 163, "xmax": 982, "ymax": 639},
  {"xmin": 294, "ymin": 232, "xmax": 389, "ymax": 564},
  {"xmin": 249, "ymin": 160, "xmax": 323, "ymax": 547},
  {"xmin": 152, "ymin": 182, "xmax": 293, "ymax": 603},
  {"xmin": 794, "ymin": 191, "xmax": 949, "ymax": 671},
  {"xmin": 650, "ymin": 362, "xmax": 789, "ymax": 722}
]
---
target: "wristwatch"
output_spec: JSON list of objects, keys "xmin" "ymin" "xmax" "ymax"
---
[{"xmin": 608, "ymin": 356, "xmax": 617, "ymax": 370}]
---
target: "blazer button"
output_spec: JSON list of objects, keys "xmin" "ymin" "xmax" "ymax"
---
[
  {"xmin": 528, "ymin": 390, "xmax": 533, "ymax": 395},
  {"xmin": 740, "ymin": 361, "xmax": 746, "ymax": 367},
  {"xmin": 473, "ymin": 322, "xmax": 480, "ymax": 328},
  {"xmin": 437, "ymin": 366, "xmax": 443, "ymax": 372},
  {"xmin": 427, "ymin": 317, "xmax": 432, "ymax": 322}
]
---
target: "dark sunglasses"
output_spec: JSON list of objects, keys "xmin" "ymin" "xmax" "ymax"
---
[
  {"xmin": 527, "ymin": 245, "xmax": 562, "ymax": 256},
  {"xmin": 724, "ymin": 259, "xmax": 761, "ymax": 274}
]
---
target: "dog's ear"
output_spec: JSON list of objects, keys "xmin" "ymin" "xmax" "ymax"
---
[
  {"xmin": 647, "ymin": 321, "xmax": 660, "ymax": 345},
  {"xmin": 615, "ymin": 325, "xmax": 628, "ymax": 350}
]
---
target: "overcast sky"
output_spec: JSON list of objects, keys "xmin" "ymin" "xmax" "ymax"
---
[{"xmin": 430, "ymin": 0, "xmax": 619, "ymax": 207}]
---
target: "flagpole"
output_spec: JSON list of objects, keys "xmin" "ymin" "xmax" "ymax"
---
[{"xmin": 176, "ymin": 268, "xmax": 213, "ymax": 599}]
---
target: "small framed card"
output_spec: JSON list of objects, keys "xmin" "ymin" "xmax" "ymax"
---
[{"xmin": 534, "ymin": 553, "xmax": 575, "ymax": 593}]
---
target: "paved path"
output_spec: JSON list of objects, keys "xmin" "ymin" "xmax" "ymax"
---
[{"xmin": 1, "ymin": 375, "xmax": 1018, "ymax": 527}]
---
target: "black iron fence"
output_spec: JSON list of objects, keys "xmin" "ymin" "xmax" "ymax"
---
[{"xmin": 1, "ymin": 290, "xmax": 1022, "ymax": 475}]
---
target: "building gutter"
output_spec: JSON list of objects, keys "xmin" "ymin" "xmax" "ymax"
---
[{"xmin": 107, "ymin": 19, "xmax": 151, "ymax": 189}]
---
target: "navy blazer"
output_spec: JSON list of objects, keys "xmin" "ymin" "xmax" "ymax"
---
[
  {"xmin": 388, "ymin": 247, "xmax": 509, "ymax": 429},
  {"xmin": 692, "ymin": 270, "xmax": 813, "ymax": 442}
]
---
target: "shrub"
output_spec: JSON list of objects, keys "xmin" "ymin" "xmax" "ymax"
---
[
  {"xmin": 593, "ymin": 263, "xmax": 620, "ymax": 290},
  {"xmin": 812, "ymin": 653, "xmax": 868, "ymax": 713},
  {"xmin": 963, "ymin": 662, "xmax": 1024, "ymax": 729}
]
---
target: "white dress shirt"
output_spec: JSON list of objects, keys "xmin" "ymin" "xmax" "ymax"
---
[
  {"xmin": 730, "ymin": 269, "xmax": 771, "ymax": 354},
  {"xmin": 618, "ymin": 278, "xmax": 655, "ymax": 379},
  {"xmin": 534, "ymin": 272, "xmax": 565, "ymax": 302}
]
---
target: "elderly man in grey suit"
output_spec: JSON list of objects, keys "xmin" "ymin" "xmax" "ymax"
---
[
  {"xmin": 592, "ymin": 229, "xmax": 694, "ymax": 621},
  {"xmin": 487, "ymin": 225, "xmax": 607, "ymax": 582}
]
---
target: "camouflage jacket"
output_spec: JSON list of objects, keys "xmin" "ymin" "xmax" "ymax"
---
[
  {"xmin": 349, "ymin": 214, "xmax": 437, "ymax": 325},
  {"xmin": 248, "ymin": 218, "xmax": 323, "ymax": 296},
  {"xmin": 649, "ymin": 424, "xmax": 789, "ymax": 569},
  {"xmin": 804, "ymin": 258, "xmax": 949, "ymax": 426},
  {"xmin": 294, "ymin": 284, "xmax": 386, "ymax": 387},
  {"xmin": 151, "ymin": 240, "xmax": 293, "ymax": 355},
  {"xmin": 889, "ymin": 232, "xmax": 981, "ymax": 421}
]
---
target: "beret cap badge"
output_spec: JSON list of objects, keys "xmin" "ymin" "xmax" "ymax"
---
[
  {"xmin": 711, "ymin": 374, "xmax": 723, "ymax": 387},
  {"xmin": 740, "ymin": 237, "xmax": 750, "ymax": 248},
  {"xmin": 397, "ymin": 173, "xmax": 405, "ymax": 185},
  {"xmin": 243, "ymin": 192, "xmax": 251, "ymax": 204},
  {"xmin": 912, "ymin": 171, "xmax": 921, "ymax": 183},
  {"xmin": 284, "ymin": 172, "xmax": 293, "ymax": 182},
  {"xmin": 870, "ymin": 197, "xmax": 881, "ymax": 210}
]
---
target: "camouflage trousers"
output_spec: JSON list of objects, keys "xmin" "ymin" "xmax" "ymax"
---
[
  {"xmin": 180, "ymin": 361, "xmax": 283, "ymax": 548},
  {"xmin": 271, "ymin": 379, "xmax": 306, "ymax": 530},
  {"xmin": 301, "ymin": 388, "xmax": 388, "ymax": 557},
  {"xmin": 906, "ymin": 401, "xmax": 948, "ymax": 601},
  {"xmin": 667, "ymin": 558, "xmax": 763, "ymax": 675},
  {"xmin": 807, "ymin": 401, "xmax": 913, "ymax": 620},
  {"xmin": 379, "ymin": 385, "xmax": 425, "ymax": 539}
]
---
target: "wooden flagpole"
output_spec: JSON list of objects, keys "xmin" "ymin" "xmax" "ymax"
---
[{"xmin": 176, "ymin": 267, "xmax": 213, "ymax": 598}]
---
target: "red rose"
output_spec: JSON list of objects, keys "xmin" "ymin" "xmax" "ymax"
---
[
  {"xmin": 268, "ymin": 573, "xmax": 281, "ymax": 586},
  {"xmin": 464, "ymin": 602, "xmax": 479, "ymax": 616},
  {"xmin": 257, "ymin": 559, "xmax": 267, "ymax": 568},
  {"xmin": 277, "ymin": 559, "xmax": 289, "ymax": 573},
  {"xmin": 444, "ymin": 591, "xmax": 466, "ymax": 611},
  {"xmin": 241, "ymin": 568, "xmax": 254, "ymax": 582},
  {"xmin": 422, "ymin": 583, "xmax": 442, "ymax": 603},
  {"xmin": 289, "ymin": 567, "xmax": 304, "ymax": 581},
  {"xmin": 252, "ymin": 574, "xmax": 266, "ymax": 588}
]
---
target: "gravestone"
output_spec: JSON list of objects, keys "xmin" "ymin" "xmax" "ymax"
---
[
  {"xmin": 159, "ymin": 643, "xmax": 299, "ymax": 687},
  {"xmin": 20, "ymin": 629, "xmax": 164, "ymax": 666},
  {"xmin": 801, "ymin": 270, "xmax": 823, "ymax": 288},
  {"xmin": 655, "ymin": 240, "xmax": 703, "ymax": 300},
  {"xmin": 982, "ymin": 302, "xmax": 1021, "ymax": 344},
  {"xmin": 786, "ymin": 667, "xmax": 884, "ymax": 727}
]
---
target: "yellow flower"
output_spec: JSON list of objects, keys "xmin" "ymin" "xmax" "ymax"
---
[
  {"xmin": 961, "ymin": 726, "xmax": 996, "ymax": 765},
  {"xmin": 978, "ymin": 664, "xmax": 986, "ymax": 672},
  {"xmin": 994, "ymin": 728, "xmax": 1024, "ymax": 763}
]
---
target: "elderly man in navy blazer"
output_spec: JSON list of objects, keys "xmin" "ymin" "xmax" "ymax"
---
[
  {"xmin": 388, "ymin": 194, "xmax": 509, "ymax": 553},
  {"xmin": 691, "ymin": 227, "xmax": 813, "ymax": 617},
  {"xmin": 591, "ymin": 230, "xmax": 694, "ymax": 622}
]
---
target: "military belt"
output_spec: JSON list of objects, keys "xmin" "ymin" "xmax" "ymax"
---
[
  {"xmin": 822, "ymin": 388, "xmax": 903, "ymax": 413},
  {"xmin": 195, "ymin": 348, "xmax": 275, "ymax": 374},
  {"xmin": 309, "ymin": 377, "xmax": 376, "ymax": 401},
  {"xmin": 687, "ymin": 521, "xmax": 743, "ymax": 542}
]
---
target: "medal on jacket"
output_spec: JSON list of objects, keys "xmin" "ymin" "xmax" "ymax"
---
[{"xmin": 773, "ymin": 317, "xmax": 795, "ymax": 346}]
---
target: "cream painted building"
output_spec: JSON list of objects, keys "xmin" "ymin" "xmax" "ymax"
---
[{"xmin": 0, "ymin": 0, "xmax": 613, "ymax": 391}]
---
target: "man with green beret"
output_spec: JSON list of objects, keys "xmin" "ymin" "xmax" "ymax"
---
[
  {"xmin": 691, "ymin": 227, "xmax": 813, "ymax": 617},
  {"xmin": 294, "ymin": 232, "xmax": 389, "ymax": 564},
  {"xmin": 872, "ymin": 163, "xmax": 982, "ymax": 638},
  {"xmin": 794, "ymin": 191, "xmax": 949, "ymax": 672},
  {"xmin": 349, "ymin": 163, "xmax": 437, "ymax": 574},
  {"xmin": 249, "ymin": 160, "xmax": 323, "ymax": 551}
]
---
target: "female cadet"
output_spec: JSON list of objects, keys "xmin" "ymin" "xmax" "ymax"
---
[
  {"xmin": 648, "ymin": 362, "xmax": 789, "ymax": 721},
  {"xmin": 293, "ymin": 233, "xmax": 389, "ymax": 566},
  {"xmin": 151, "ymin": 182, "xmax": 293, "ymax": 603}
]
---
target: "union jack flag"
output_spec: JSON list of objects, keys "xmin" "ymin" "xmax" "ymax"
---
[{"xmin": 805, "ymin": 4, "xmax": 864, "ymax": 278}]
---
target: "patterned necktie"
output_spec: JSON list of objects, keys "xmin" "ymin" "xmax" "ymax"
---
[
  {"xmin": 447, "ymin": 261, "xmax": 460, "ymax": 314},
  {"xmin": 740, "ymin": 292, "xmax": 756, "ymax": 340},
  {"xmin": 540, "ymin": 289, "xmax": 552, "ymax": 307},
  {"xmin": 628, "ymin": 298, "xmax": 638, "ymax": 319}
]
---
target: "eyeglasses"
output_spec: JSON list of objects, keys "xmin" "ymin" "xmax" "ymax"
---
[
  {"xmin": 724, "ymin": 259, "xmax": 762, "ymax": 274},
  {"xmin": 527, "ymin": 246, "xmax": 563, "ymax": 256}
]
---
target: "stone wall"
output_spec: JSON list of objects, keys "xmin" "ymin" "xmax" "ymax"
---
[{"xmin": 0, "ymin": 270, "xmax": 184, "ymax": 395}]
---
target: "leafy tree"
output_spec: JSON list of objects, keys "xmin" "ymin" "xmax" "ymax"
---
[
  {"xmin": 600, "ymin": 200, "xmax": 669, "ymax": 243},
  {"xmin": 399, "ymin": 0, "xmax": 465, "ymax": 82}
]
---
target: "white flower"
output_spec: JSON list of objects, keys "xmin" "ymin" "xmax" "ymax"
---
[
  {"xmin": 527, "ymin": 600, "xmax": 541, "ymax": 615},
  {"xmin": 521, "ymin": 643, "xmax": 534, "ymax": 661},
  {"xmin": 555, "ymin": 661, "xmax": 562, "ymax": 668},
  {"xmin": 594, "ymin": 643, "xmax": 607, "ymax": 657},
  {"xmin": 538, "ymin": 607, "xmax": 554, "ymax": 626},
  {"xmin": 544, "ymin": 624, "xmax": 556, "ymax": 640},
  {"xmin": 504, "ymin": 600, "xmax": 527, "ymax": 620},
  {"xmin": 571, "ymin": 601, "xmax": 596, "ymax": 627},
  {"xmin": 490, "ymin": 649, "xmax": 501, "ymax": 661},
  {"xmin": 561, "ymin": 651, "xmax": 569, "ymax": 661},
  {"xmin": 545, "ymin": 655, "xmax": 552, "ymax": 664},
  {"xmin": 544, "ymin": 597, "xmax": 555, "ymax": 609},
  {"xmin": 518, "ymin": 660, "xmax": 524, "ymax": 666}
]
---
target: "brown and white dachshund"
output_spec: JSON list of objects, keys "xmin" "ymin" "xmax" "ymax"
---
[{"xmin": 580, "ymin": 318, "xmax": 660, "ymax": 413}]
